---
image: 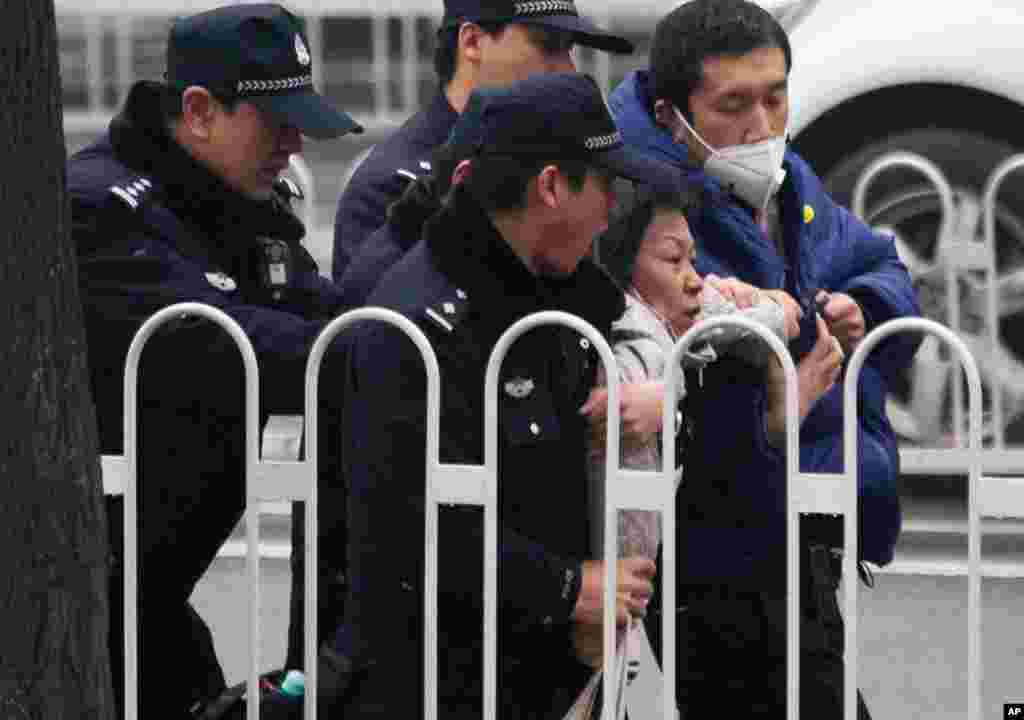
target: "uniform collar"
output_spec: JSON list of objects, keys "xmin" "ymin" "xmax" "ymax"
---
[
  {"xmin": 424, "ymin": 184, "xmax": 624, "ymax": 334},
  {"xmin": 427, "ymin": 89, "xmax": 460, "ymax": 144}
]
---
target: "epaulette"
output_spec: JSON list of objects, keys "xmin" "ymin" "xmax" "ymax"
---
[
  {"xmin": 273, "ymin": 176, "xmax": 305, "ymax": 203},
  {"xmin": 423, "ymin": 287, "xmax": 470, "ymax": 334},
  {"xmin": 107, "ymin": 176, "xmax": 155, "ymax": 212},
  {"xmin": 395, "ymin": 168, "xmax": 420, "ymax": 184}
]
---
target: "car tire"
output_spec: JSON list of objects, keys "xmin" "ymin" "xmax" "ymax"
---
[{"xmin": 820, "ymin": 128, "xmax": 1024, "ymax": 447}]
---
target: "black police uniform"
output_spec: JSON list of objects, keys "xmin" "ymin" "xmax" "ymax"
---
[
  {"xmin": 68, "ymin": 80, "xmax": 351, "ymax": 718},
  {"xmin": 332, "ymin": 91, "xmax": 457, "ymax": 280},
  {"xmin": 333, "ymin": 182, "xmax": 624, "ymax": 718}
]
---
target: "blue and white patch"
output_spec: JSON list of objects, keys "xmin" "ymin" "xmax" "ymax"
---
[
  {"xmin": 205, "ymin": 272, "xmax": 238, "ymax": 292},
  {"xmin": 424, "ymin": 292, "xmax": 468, "ymax": 333},
  {"xmin": 504, "ymin": 377, "xmax": 535, "ymax": 400}
]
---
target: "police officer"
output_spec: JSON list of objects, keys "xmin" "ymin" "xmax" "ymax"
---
[
  {"xmin": 331, "ymin": 0, "xmax": 635, "ymax": 281},
  {"xmin": 335, "ymin": 90, "xmax": 487, "ymax": 308},
  {"xmin": 335, "ymin": 73, "xmax": 678, "ymax": 719},
  {"xmin": 67, "ymin": 5, "xmax": 360, "ymax": 717}
]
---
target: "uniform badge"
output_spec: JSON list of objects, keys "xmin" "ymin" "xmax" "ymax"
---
[
  {"xmin": 205, "ymin": 272, "xmax": 237, "ymax": 292},
  {"xmin": 295, "ymin": 34, "xmax": 311, "ymax": 67},
  {"xmin": 504, "ymin": 377, "xmax": 535, "ymax": 399}
]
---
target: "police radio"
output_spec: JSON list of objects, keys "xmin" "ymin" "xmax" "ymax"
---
[{"xmin": 256, "ymin": 236, "xmax": 292, "ymax": 302}]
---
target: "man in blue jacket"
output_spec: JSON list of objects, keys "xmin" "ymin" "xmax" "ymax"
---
[
  {"xmin": 331, "ymin": 0, "xmax": 634, "ymax": 281},
  {"xmin": 608, "ymin": 1, "xmax": 920, "ymax": 716},
  {"xmin": 68, "ymin": 5, "xmax": 361, "ymax": 717}
]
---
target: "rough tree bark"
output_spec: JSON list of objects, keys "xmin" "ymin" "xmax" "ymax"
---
[{"xmin": 0, "ymin": 2, "xmax": 114, "ymax": 718}]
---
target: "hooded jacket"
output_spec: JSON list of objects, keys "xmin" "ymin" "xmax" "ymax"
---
[{"xmin": 609, "ymin": 71, "xmax": 921, "ymax": 575}]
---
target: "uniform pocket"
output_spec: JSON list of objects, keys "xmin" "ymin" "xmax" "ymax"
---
[{"xmin": 500, "ymin": 379, "xmax": 562, "ymax": 447}]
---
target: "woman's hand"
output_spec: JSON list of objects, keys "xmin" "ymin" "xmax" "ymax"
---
[
  {"xmin": 704, "ymin": 273, "xmax": 762, "ymax": 309},
  {"xmin": 580, "ymin": 380, "xmax": 665, "ymax": 458}
]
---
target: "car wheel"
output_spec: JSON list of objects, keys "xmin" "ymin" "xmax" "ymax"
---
[{"xmin": 823, "ymin": 129, "xmax": 1024, "ymax": 448}]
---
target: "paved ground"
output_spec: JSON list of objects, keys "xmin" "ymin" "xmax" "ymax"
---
[{"xmin": 192, "ymin": 558, "xmax": 1024, "ymax": 718}]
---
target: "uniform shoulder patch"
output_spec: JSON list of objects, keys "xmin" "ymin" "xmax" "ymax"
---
[
  {"xmin": 423, "ymin": 288, "xmax": 470, "ymax": 333},
  {"xmin": 107, "ymin": 176, "xmax": 154, "ymax": 211},
  {"xmin": 395, "ymin": 168, "xmax": 420, "ymax": 184}
]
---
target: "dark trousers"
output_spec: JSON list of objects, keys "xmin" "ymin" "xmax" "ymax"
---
[{"xmin": 647, "ymin": 544, "xmax": 872, "ymax": 719}]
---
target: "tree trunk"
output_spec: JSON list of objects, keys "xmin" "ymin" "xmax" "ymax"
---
[{"xmin": 0, "ymin": 2, "xmax": 114, "ymax": 718}]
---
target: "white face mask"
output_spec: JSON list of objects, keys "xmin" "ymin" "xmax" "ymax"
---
[{"xmin": 673, "ymin": 106, "xmax": 788, "ymax": 211}]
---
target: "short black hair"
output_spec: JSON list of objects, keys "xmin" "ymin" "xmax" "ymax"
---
[
  {"xmin": 597, "ymin": 183, "xmax": 702, "ymax": 290},
  {"xmin": 649, "ymin": 0, "xmax": 791, "ymax": 120},
  {"xmin": 433, "ymin": 20, "xmax": 507, "ymax": 87},
  {"xmin": 160, "ymin": 82, "xmax": 239, "ymax": 126},
  {"xmin": 464, "ymin": 154, "xmax": 589, "ymax": 213}
]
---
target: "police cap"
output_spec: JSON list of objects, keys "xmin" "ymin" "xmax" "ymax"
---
[
  {"xmin": 465, "ymin": 73, "xmax": 681, "ymax": 196},
  {"xmin": 166, "ymin": 3, "xmax": 362, "ymax": 139},
  {"xmin": 442, "ymin": 0, "xmax": 634, "ymax": 54}
]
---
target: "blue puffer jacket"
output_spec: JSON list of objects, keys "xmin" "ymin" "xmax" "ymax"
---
[{"xmin": 610, "ymin": 71, "xmax": 922, "ymax": 574}]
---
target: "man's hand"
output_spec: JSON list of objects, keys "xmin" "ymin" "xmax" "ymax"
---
[
  {"xmin": 580, "ymin": 381, "xmax": 664, "ymax": 458},
  {"xmin": 816, "ymin": 290, "xmax": 865, "ymax": 353},
  {"xmin": 762, "ymin": 288, "xmax": 804, "ymax": 340},
  {"xmin": 571, "ymin": 557, "xmax": 656, "ymax": 628},
  {"xmin": 571, "ymin": 622, "xmax": 625, "ymax": 669},
  {"xmin": 764, "ymin": 314, "xmax": 843, "ymax": 446}
]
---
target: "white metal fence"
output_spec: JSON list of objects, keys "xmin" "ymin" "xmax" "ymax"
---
[{"xmin": 100, "ymin": 298, "xmax": 1019, "ymax": 719}]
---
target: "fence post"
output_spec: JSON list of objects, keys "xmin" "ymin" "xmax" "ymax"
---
[
  {"xmin": 102, "ymin": 302, "xmax": 260, "ymax": 720},
  {"xmin": 851, "ymin": 152, "xmax": 965, "ymax": 443},
  {"xmin": 487, "ymin": 311, "xmax": 647, "ymax": 720},
  {"xmin": 670, "ymin": 315, "xmax": 812, "ymax": 719},
  {"xmin": 846, "ymin": 318, "xmax": 983, "ymax": 720},
  {"xmin": 981, "ymin": 156, "xmax": 1024, "ymax": 448},
  {"xmin": 301, "ymin": 307, "xmax": 440, "ymax": 720}
]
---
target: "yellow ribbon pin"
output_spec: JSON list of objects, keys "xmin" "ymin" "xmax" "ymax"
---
[{"xmin": 803, "ymin": 204, "xmax": 815, "ymax": 224}]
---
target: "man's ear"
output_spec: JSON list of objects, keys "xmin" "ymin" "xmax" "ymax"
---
[
  {"xmin": 457, "ymin": 22, "xmax": 487, "ymax": 67},
  {"xmin": 180, "ymin": 86, "xmax": 216, "ymax": 141},
  {"xmin": 450, "ymin": 158, "xmax": 474, "ymax": 187},
  {"xmin": 654, "ymin": 98, "xmax": 700, "ymax": 152},
  {"xmin": 535, "ymin": 165, "xmax": 562, "ymax": 210},
  {"xmin": 653, "ymin": 99, "xmax": 681, "ymax": 135}
]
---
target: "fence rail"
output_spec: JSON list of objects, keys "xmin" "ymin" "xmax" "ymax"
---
[{"xmin": 101, "ymin": 304, "xmax": 1019, "ymax": 719}]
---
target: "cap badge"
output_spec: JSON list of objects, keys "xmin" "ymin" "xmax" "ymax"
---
[
  {"xmin": 504, "ymin": 377, "xmax": 535, "ymax": 400},
  {"xmin": 205, "ymin": 272, "xmax": 237, "ymax": 292},
  {"xmin": 295, "ymin": 34, "xmax": 311, "ymax": 67}
]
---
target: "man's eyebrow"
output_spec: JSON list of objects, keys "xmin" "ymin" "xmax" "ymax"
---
[
  {"xmin": 718, "ymin": 78, "xmax": 788, "ymax": 100},
  {"xmin": 662, "ymin": 233, "xmax": 692, "ymax": 251}
]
